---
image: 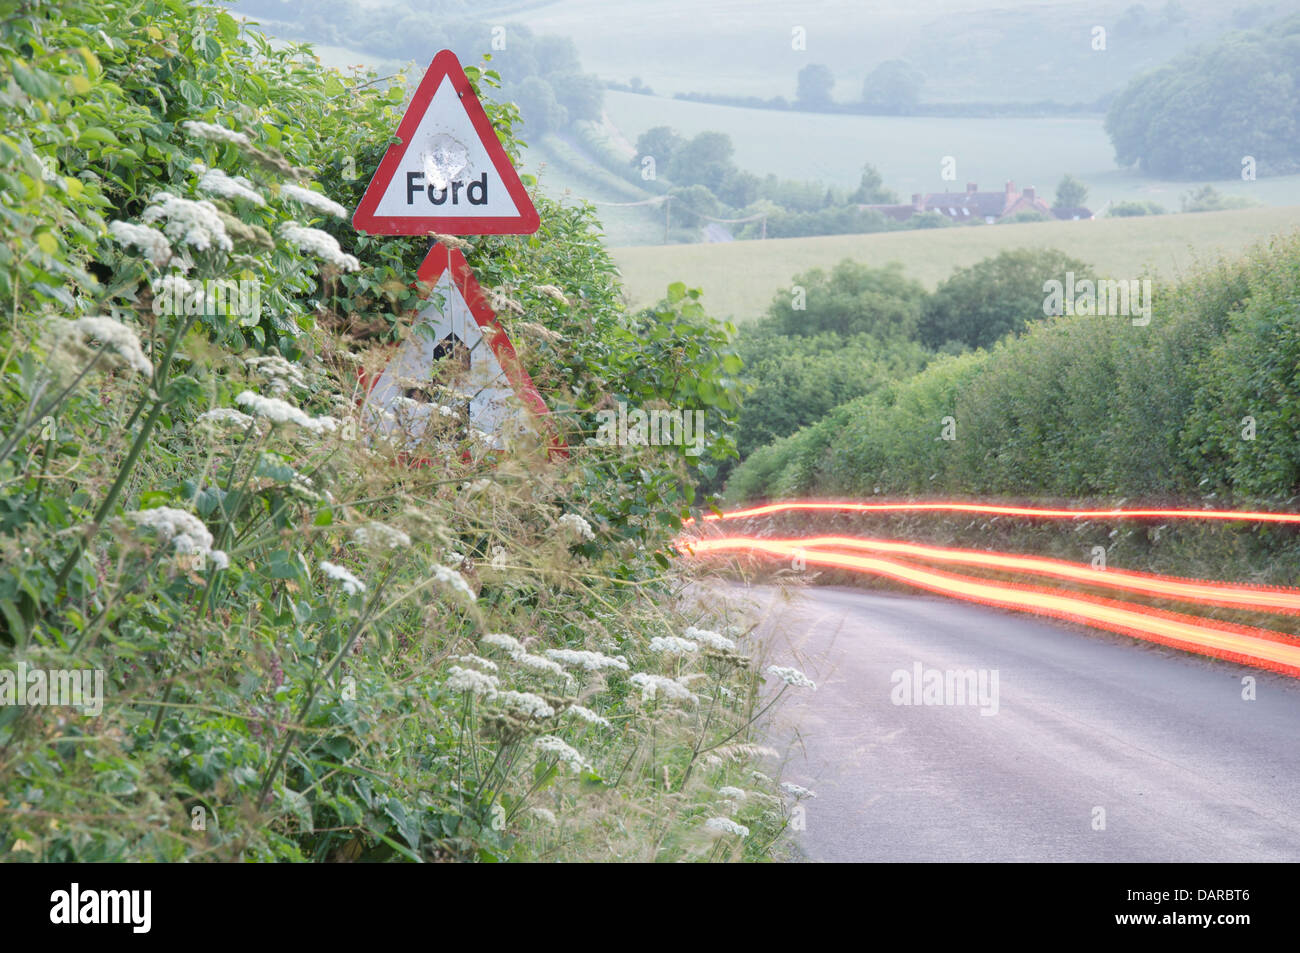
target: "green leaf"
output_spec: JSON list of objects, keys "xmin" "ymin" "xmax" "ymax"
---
[
  {"xmin": 76, "ymin": 126, "xmax": 119, "ymax": 146},
  {"xmin": 216, "ymin": 12, "xmax": 239, "ymax": 42}
]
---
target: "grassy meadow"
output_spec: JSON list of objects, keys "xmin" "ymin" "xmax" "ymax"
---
[{"xmin": 610, "ymin": 205, "xmax": 1300, "ymax": 321}]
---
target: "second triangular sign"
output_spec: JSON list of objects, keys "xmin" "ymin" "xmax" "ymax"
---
[{"xmin": 352, "ymin": 50, "xmax": 540, "ymax": 235}]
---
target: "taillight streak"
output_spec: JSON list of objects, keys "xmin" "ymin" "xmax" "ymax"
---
[
  {"xmin": 681, "ymin": 536, "xmax": 1300, "ymax": 678},
  {"xmin": 702, "ymin": 534, "xmax": 1300, "ymax": 615}
]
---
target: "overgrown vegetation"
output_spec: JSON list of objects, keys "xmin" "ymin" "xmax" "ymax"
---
[
  {"xmin": 0, "ymin": 0, "xmax": 821, "ymax": 862},
  {"xmin": 728, "ymin": 233, "xmax": 1300, "ymax": 544}
]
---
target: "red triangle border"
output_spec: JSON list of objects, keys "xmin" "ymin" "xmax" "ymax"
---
[{"xmin": 352, "ymin": 50, "xmax": 540, "ymax": 236}]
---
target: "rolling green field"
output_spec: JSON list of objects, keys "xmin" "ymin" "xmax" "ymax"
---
[
  {"xmin": 609, "ymin": 206, "xmax": 1300, "ymax": 322},
  {"xmin": 603, "ymin": 91, "xmax": 1300, "ymax": 212},
  {"xmin": 520, "ymin": 134, "xmax": 667, "ymax": 246}
]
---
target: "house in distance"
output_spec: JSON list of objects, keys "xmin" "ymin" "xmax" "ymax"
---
[{"xmin": 863, "ymin": 181, "xmax": 1091, "ymax": 224}]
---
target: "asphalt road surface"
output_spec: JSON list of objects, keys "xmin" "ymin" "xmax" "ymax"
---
[{"xmin": 732, "ymin": 583, "xmax": 1300, "ymax": 862}]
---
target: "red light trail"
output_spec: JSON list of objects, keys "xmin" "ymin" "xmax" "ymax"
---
[
  {"xmin": 693, "ymin": 500, "xmax": 1300, "ymax": 525},
  {"xmin": 702, "ymin": 534, "xmax": 1300, "ymax": 615},
  {"xmin": 680, "ymin": 536, "xmax": 1300, "ymax": 678}
]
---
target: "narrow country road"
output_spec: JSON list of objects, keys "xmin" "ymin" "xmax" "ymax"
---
[{"xmin": 731, "ymin": 583, "xmax": 1300, "ymax": 862}]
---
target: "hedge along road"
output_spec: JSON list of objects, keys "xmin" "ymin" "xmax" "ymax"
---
[{"xmin": 729, "ymin": 582, "xmax": 1300, "ymax": 862}]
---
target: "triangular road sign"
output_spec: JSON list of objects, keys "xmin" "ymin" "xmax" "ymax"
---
[
  {"xmin": 352, "ymin": 50, "xmax": 540, "ymax": 235},
  {"xmin": 363, "ymin": 243, "xmax": 564, "ymax": 456}
]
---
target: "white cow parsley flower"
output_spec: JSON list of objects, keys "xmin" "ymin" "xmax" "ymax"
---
[
  {"xmin": 780, "ymin": 782, "xmax": 817, "ymax": 800},
  {"xmin": 53, "ymin": 316, "xmax": 152, "ymax": 375},
  {"xmin": 718, "ymin": 786, "xmax": 747, "ymax": 800},
  {"xmin": 279, "ymin": 183, "xmax": 348, "ymax": 218},
  {"xmin": 180, "ymin": 120, "xmax": 251, "ymax": 148},
  {"xmin": 319, "ymin": 560, "xmax": 365, "ymax": 595},
  {"xmin": 629, "ymin": 672, "xmax": 697, "ymax": 705},
  {"xmin": 481, "ymin": 633, "xmax": 525, "ymax": 658},
  {"xmin": 126, "ymin": 506, "xmax": 227, "ymax": 570},
  {"xmin": 235, "ymin": 391, "xmax": 339, "ymax": 434},
  {"xmin": 445, "ymin": 665, "xmax": 499, "ymax": 696},
  {"xmin": 352, "ymin": 522, "xmax": 411, "ymax": 549},
  {"xmin": 492, "ymin": 691, "xmax": 554, "ymax": 719},
  {"xmin": 140, "ymin": 192, "xmax": 232, "ymax": 253},
  {"xmin": 515, "ymin": 654, "xmax": 569, "ymax": 678},
  {"xmin": 649, "ymin": 635, "xmax": 698, "ymax": 655},
  {"xmin": 279, "ymin": 223, "xmax": 359, "ymax": 271},
  {"xmin": 196, "ymin": 407, "xmax": 257, "ymax": 432},
  {"xmin": 767, "ymin": 665, "xmax": 816, "ymax": 690},
  {"xmin": 564, "ymin": 705, "xmax": 611, "ymax": 729},
  {"xmin": 128, "ymin": 506, "xmax": 211, "ymax": 551},
  {"xmin": 448, "ymin": 654, "xmax": 499, "ymax": 672},
  {"xmin": 685, "ymin": 626, "xmax": 737, "ymax": 651},
  {"xmin": 544, "ymin": 649, "xmax": 629, "ymax": 673},
  {"xmin": 244, "ymin": 354, "xmax": 306, "ymax": 394},
  {"xmin": 557, "ymin": 512, "xmax": 594, "ymax": 541},
  {"xmin": 704, "ymin": 817, "xmax": 749, "ymax": 837},
  {"xmin": 198, "ymin": 167, "xmax": 264, "ymax": 205},
  {"xmin": 534, "ymin": 735, "xmax": 590, "ymax": 773},
  {"xmin": 433, "ymin": 564, "xmax": 475, "ymax": 601},
  {"xmin": 108, "ymin": 220, "xmax": 172, "ymax": 267}
]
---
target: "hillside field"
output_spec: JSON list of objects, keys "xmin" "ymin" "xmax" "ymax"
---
[
  {"xmin": 515, "ymin": 0, "xmax": 1234, "ymax": 102},
  {"xmin": 603, "ymin": 92, "xmax": 1300, "ymax": 211},
  {"xmin": 609, "ymin": 205, "xmax": 1300, "ymax": 321}
]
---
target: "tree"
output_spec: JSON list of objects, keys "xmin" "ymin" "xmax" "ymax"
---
[
  {"xmin": 531, "ymin": 34, "xmax": 581, "ymax": 76},
  {"xmin": 509, "ymin": 77, "xmax": 567, "ymax": 135},
  {"xmin": 547, "ymin": 72, "xmax": 604, "ymax": 122},
  {"xmin": 668, "ymin": 131, "xmax": 736, "ymax": 193},
  {"xmin": 861, "ymin": 60, "xmax": 923, "ymax": 113},
  {"xmin": 917, "ymin": 249, "xmax": 1092, "ymax": 351},
  {"xmin": 762, "ymin": 259, "xmax": 927, "ymax": 341},
  {"xmin": 795, "ymin": 64, "xmax": 835, "ymax": 109},
  {"xmin": 1181, "ymin": 185, "xmax": 1256, "ymax": 212},
  {"xmin": 1105, "ymin": 14, "xmax": 1300, "ymax": 177},
  {"xmin": 633, "ymin": 125, "xmax": 685, "ymax": 171},
  {"xmin": 1108, "ymin": 200, "xmax": 1167, "ymax": 216},
  {"xmin": 717, "ymin": 168, "xmax": 760, "ymax": 208},
  {"xmin": 668, "ymin": 184, "xmax": 720, "ymax": 219},
  {"xmin": 1054, "ymin": 174, "xmax": 1089, "ymax": 208},
  {"xmin": 734, "ymin": 331, "xmax": 926, "ymax": 460},
  {"xmin": 848, "ymin": 163, "xmax": 898, "ymax": 204}
]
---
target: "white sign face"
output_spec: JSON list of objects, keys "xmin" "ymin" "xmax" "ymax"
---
[
  {"xmin": 369, "ymin": 78, "xmax": 522, "ymax": 221},
  {"xmin": 364, "ymin": 270, "xmax": 529, "ymax": 447}
]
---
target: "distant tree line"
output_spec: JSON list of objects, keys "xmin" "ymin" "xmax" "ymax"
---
[
  {"xmin": 629, "ymin": 125, "xmax": 958, "ymax": 239},
  {"xmin": 1105, "ymin": 12, "xmax": 1300, "ymax": 177},
  {"xmin": 232, "ymin": 0, "xmax": 604, "ymax": 135}
]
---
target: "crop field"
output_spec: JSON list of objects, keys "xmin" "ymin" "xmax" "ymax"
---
[
  {"xmin": 602, "ymin": 92, "xmax": 1300, "ymax": 212},
  {"xmin": 609, "ymin": 205, "xmax": 1300, "ymax": 321}
]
